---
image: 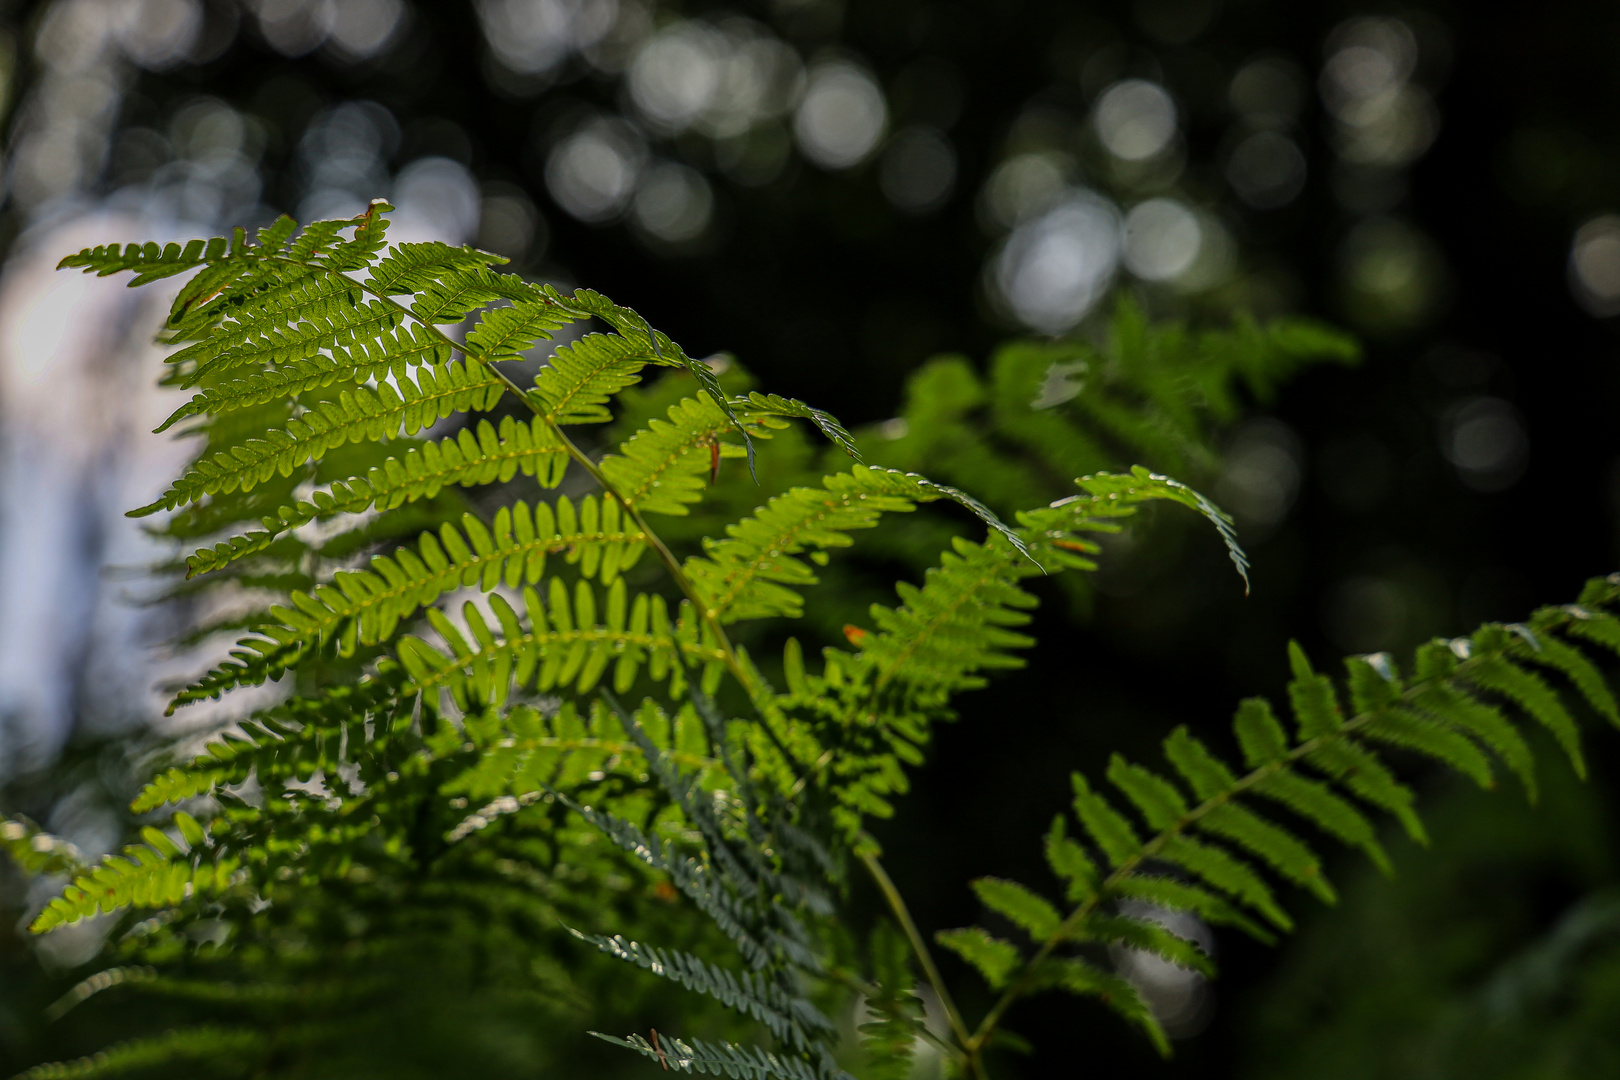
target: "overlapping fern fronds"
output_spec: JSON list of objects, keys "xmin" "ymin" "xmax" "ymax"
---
[
  {"xmin": 7, "ymin": 202, "xmax": 1614, "ymax": 1080},
  {"xmin": 22, "ymin": 201, "xmax": 1095, "ymax": 1079}
]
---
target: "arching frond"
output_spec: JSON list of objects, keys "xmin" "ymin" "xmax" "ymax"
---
[{"xmin": 935, "ymin": 574, "xmax": 1620, "ymax": 1053}]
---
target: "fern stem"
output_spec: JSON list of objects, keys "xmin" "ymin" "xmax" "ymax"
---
[
  {"xmin": 857, "ymin": 846, "xmax": 986, "ymax": 1079},
  {"xmin": 963, "ymin": 633, "xmax": 1570, "ymax": 1053},
  {"xmin": 482, "ymin": 360, "xmax": 756, "ymax": 689}
]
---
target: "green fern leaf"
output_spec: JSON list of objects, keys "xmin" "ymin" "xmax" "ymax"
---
[
  {"xmin": 600, "ymin": 394, "xmax": 783, "ymax": 515},
  {"xmin": 139, "ymin": 360, "xmax": 506, "ymax": 513},
  {"xmin": 1195, "ymin": 802, "xmax": 1335, "ymax": 904},
  {"xmin": 588, "ymin": 1033, "xmax": 829, "ymax": 1080},
  {"xmin": 1112, "ymin": 874, "xmax": 1276, "ymax": 943},
  {"xmin": 10, "ymin": 1026, "xmax": 265, "ymax": 1080},
  {"xmin": 935, "ymin": 927, "xmax": 1021, "ymax": 988},
  {"xmin": 155, "ymin": 323, "xmax": 457, "ymax": 433},
  {"xmin": 1043, "ymin": 814, "xmax": 1099, "ymax": 903},
  {"xmin": 1465, "ymin": 650, "xmax": 1584, "ymax": 774},
  {"xmin": 1069, "ymin": 773, "xmax": 1143, "ymax": 868},
  {"xmin": 1107, "ymin": 756, "xmax": 1189, "ymax": 830},
  {"xmin": 1248, "ymin": 768, "xmax": 1390, "ymax": 874},
  {"xmin": 1045, "ymin": 958, "xmax": 1170, "ymax": 1056},
  {"xmin": 574, "ymin": 931, "xmax": 831, "ymax": 1050},
  {"xmin": 733, "ymin": 391, "xmax": 863, "ymax": 462},
  {"xmin": 170, "ymin": 497, "xmax": 649, "ymax": 710},
  {"xmin": 181, "ymin": 415, "xmax": 568, "ymax": 573},
  {"xmin": 1156, "ymin": 834, "xmax": 1292, "ymax": 930},
  {"xmin": 970, "ymin": 877, "xmax": 1064, "ymax": 940},
  {"xmin": 1232, "ymin": 697, "xmax": 1290, "ymax": 767},
  {"xmin": 1081, "ymin": 913, "xmax": 1214, "ymax": 976},
  {"xmin": 547, "ymin": 287, "xmax": 757, "ymax": 473},
  {"xmin": 1, "ymin": 818, "xmax": 88, "ymax": 878}
]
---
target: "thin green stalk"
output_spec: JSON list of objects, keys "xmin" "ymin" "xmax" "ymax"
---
[{"xmin": 858, "ymin": 846, "xmax": 986, "ymax": 1080}]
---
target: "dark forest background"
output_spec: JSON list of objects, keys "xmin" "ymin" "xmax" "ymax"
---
[{"xmin": 2, "ymin": 0, "xmax": 1619, "ymax": 1076}]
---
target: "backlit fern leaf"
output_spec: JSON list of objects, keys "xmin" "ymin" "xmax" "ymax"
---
[
  {"xmin": 525, "ymin": 330, "xmax": 677, "ymax": 424},
  {"xmin": 155, "ymin": 322, "xmax": 457, "ymax": 433},
  {"xmin": 131, "ymin": 672, "xmax": 408, "ymax": 813},
  {"xmin": 685, "ymin": 466, "xmax": 1041, "ymax": 625},
  {"xmin": 30, "ymin": 816, "xmax": 235, "ymax": 932},
  {"xmin": 169, "ymin": 495, "xmax": 650, "ymax": 710},
  {"xmin": 392, "ymin": 586, "xmax": 727, "ymax": 710},
  {"xmin": 1, "ymin": 818, "xmax": 88, "ymax": 878},
  {"xmin": 41, "ymin": 203, "xmax": 1618, "ymax": 1080},
  {"xmin": 182, "ymin": 415, "xmax": 568, "ymax": 573},
  {"xmin": 541, "ymin": 286, "xmax": 757, "ymax": 470},
  {"xmin": 756, "ymin": 470, "xmax": 1246, "ymax": 836}
]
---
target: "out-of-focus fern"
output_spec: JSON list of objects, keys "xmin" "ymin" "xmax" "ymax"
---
[
  {"xmin": 2, "ymin": 204, "xmax": 1613, "ymax": 1080},
  {"xmin": 860, "ymin": 296, "xmax": 1358, "ymax": 516}
]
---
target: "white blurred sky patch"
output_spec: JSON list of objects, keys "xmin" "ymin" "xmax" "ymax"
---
[{"xmin": 0, "ymin": 216, "xmax": 230, "ymax": 772}]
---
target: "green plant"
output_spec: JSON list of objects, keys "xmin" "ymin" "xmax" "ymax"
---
[{"xmin": 4, "ymin": 202, "xmax": 1618, "ymax": 1080}]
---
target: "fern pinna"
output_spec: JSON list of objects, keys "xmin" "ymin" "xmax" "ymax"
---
[{"xmin": 2, "ymin": 202, "xmax": 1616, "ymax": 1080}]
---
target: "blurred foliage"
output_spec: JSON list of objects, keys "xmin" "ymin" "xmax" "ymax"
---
[{"xmin": 1244, "ymin": 755, "xmax": 1620, "ymax": 1080}]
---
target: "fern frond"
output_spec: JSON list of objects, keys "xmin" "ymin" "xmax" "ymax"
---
[
  {"xmin": 544, "ymin": 287, "xmax": 757, "ymax": 473},
  {"xmin": 182, "ymin": 415, "xmax": 567, "ymax": 573},
  {"xmin": 860, "ymin": 299, "xmax": 1358, "ymax": 521},
  {"xmin": 600, "ymin": 395, "xmax": 786, "ymax": 516},
  {"xmin": 525, "ymin": 329, "xmax": 674, "ymax": 425},
  {"xmin": 393, "ymin": 587, "xmax": 726, "ymax": 710},
  {"xmin": 732, "ymin": 392, "xmax": 863, "ymax": 462},
  {"xmin": 176, "ymin": 290, "xmax": 397, "ymax": 387},
  {"xmin": 59, "ymin": 236, "xmax": 221, "ymax": 285},
  {"xmin": 155, "ymin": 324, "xmax": 457, "ymax": 433},
  {"xmin": 970, "ymin": 878, "xmax": 1063, "ymax": 940},
  {"xmin": 758, "ymin": 469, "xmax": 1244, "ymax": 837},
  {"xmin": 573, "ymin": 931, "xmax": 832, "ymax": 1050},
  {"xmin": 688, "ymin": 465, "xmax": 1043, "ymax": 628},
  {"xmin": 140, "ymin": 360, "xmax": 507, "ymax": 514},
  {"xmin": 10, "ymin": 1026, "xmax": 265, "ymax": 1079},
  {"xmin": 588, "ymin": 1032, "xmax": 832, "ymax": 1080},
  {"xmin": 936, "ymin": 927, "xmax": 1021, "ymax": 988},
  {"xmin": 169, "ymin": 496, "xmax": 650, "ymax": 710},
  {"xmin": 550, "ymin": 793, "xmax": 771, "ymax": 969},
  {"xmin": 1, "ymin": 818, "xmax": 88, "ymax": 877},
  {"xmin": 940, "ymin": 574, "xmax": 1620, "ymax": 1052},
  {"xmin": 30, "ymin": 815, "xmax": 234, "ymax": 931},
  {"xmin": 366, "ymin": 240, "xmax": 508, "ymax": 295},
  {"xmin": 131, "ymin": 674, "xmax": 406, "ymax": 813}
]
